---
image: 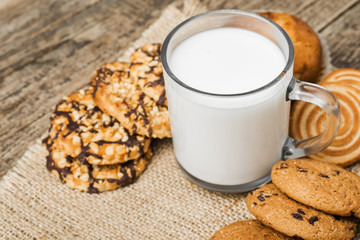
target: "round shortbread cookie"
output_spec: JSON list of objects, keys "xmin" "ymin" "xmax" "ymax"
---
[
  {"xmin": 320, "ymin": 68, "xmax": 360, "ymax": 86},
  {"xmin": 290, "ymin": 80, "xmax": 360, "ymax": 166},
  {"xmin": 49, "ymin": 88, "xmax": 150, "ymax": 165},
  {"xmin": 44, "ymin": 136, "xmax": 152, "ymax": 193},
  {"xmin": 258, "ymin": 12, "xmax": 322, "ymax": 83},
  {"xmin": 91, "ymin": 62, "xmax": 171, "ymax": 138},
  {"xmin": 130, "ymin": 43, "xmax": 167, "ymax": 106},
  {"xmin": 246, "ymin": 184, "xmax": 357, "ymax": 240},
  {"xmin": 209, "ymin": 220, "xmax": 293, "ymax": 240},
  {"xmin": 272, "ymin": 159, "xmax": 360, "ymax": 217}
]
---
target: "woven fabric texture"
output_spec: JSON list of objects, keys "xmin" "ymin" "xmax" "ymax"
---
[{"xmin": 1, "ymin": 1, "xmax": 359, "ymax": 239}]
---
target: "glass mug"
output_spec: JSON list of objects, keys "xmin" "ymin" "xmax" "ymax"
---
[{"xmin": 161, "ymin": 10, "xmax": 340, "ymax": 193}]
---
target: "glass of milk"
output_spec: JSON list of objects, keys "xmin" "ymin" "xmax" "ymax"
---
[{"xmin": 161, "ymin": 10, "xmax": 340, "ymax": 193}]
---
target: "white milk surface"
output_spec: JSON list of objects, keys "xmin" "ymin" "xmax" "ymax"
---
[
  {"xmin": 169, "ymin": 27, "xmax": 286, "ymax": 94},
  {"xmin": 165, "ymin": 27, "xmax": 290, "ymax": 185}
]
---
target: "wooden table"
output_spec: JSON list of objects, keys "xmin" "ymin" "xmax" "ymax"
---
[{"xmin": 0, "ymin": 0, "xmax": 359, "ymax": 179}]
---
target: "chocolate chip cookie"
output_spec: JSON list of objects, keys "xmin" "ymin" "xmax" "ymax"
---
[
  {"xmin": 209, "ymin": 220, "xmax": 293, "ymax": 240},
  {"xmin": 272, "ymin": 159, "xmax": 360, "ymax": 217},
  {"xmin": 44, "ymin": 135, "xmax": 152, "ymax": 193},
  {"xmin": 246, "ymin": 184, "xmax": 356, "ymax": 240},
  {"xmin": 91, "ymin": 62, "xmax": 171, "ymax": 138},
  {"xmin": 48, "ymin": 88, "xmax": 150, "ymax": 165},
  {"xmin": 130, "ymin": 43, "xmax": 167, "ymax": 106}
]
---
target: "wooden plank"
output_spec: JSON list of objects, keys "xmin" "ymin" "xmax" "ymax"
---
[
  {"xmin": 198, "ymin": 0, "xmax": 359, "ymax": 31},
  {"xmin": 320, "ymin": 2, "xmax": 360, "ymax": 68},
  {"xmin": 0, "ymin": 0, "xmax": 175, "ymax": 177}
]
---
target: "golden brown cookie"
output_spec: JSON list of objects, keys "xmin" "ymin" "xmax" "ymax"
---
[
  {"xmin": 130, "ymin": 43, "xmax": 167, "ymax": 106},
  {"xmin": 246, "ymin": 184, "xmax": 357, "ymax": 240},
  {"xmin": 272, "ymin": 159, "xmax": 360, "ymax": 217},
  {"xmin": 290, "ymin": 75, "xmax": 360, "ymax": 166},
  {"xmin": 44, "ymin": 136, "xmax": 152, "ymax": 193},
  {"xmin": 258, "ymin": 12, "xmax": 322, "ymax": 83},
  {"xmin": 91, "ymin": 62, "xmax": 171, "ymax": 138},
  {"xmin": 320, "ymin": 68, "xmax": 360, "ymax": 86},
  {"xmin": 209, "ymin": 220, "xmax": 293, "ymax": 240},
  {"xmin": 48, "ymin": 88, "xmax": 150, "ymax": 165}
]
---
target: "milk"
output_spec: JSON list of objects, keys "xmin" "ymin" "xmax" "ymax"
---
[
  {"xmin": 169, "ymin": 28, "xmax": 286, "ymax": 94},
  {"xmin": 164, "ymin": 27, "xmax": 291, "ymax": 186}
]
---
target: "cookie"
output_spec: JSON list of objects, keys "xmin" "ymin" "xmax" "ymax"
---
[
  {"xmin": 246, "ymin": 184, "xmax": 356, "ymax": 240},
  {"xmin": 320, "ymin": 68, "xmax": 360, "ymax": 86},
  {"xmin": 91, "ymin": 62, "xmax": 171, "ymax": 138},
  {"xmin": 209, "ymin": 220, "xmax": 293, "ymax": 240},
  {"xmin": 258, "ymin": 12, "xmax": 322, "ymax": 83},
  {"xmin": 290, "ymin": 78, "xmax": 360, "ymax": 166},
  {"xmin": 272, "ymin": 159, "xmax": 360, "ymax": 217},
  {"xmin": 48, "ymin": 88, "xmax": 150, "ymax": 165},
  {"xmin": 130, "ymin": 43, "xmax": 167, "ymax": 106},
  {"xmin": 44, "ymin": 136, "xmax": 152, "ymax": 193}
]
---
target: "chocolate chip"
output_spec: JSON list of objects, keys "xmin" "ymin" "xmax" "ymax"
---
[
  {"xmin": 298, "ymin": 209, "xmax": 305, "ymax": 215},
  {"xmin": 319, "ymin": 174, "xmax": 329, "ymax": 178},
  {"xmin": 280, "ymin": 163, "xmax": 288, "ymax": 169},
  {"xmin": 297, "ymin": 168, "xmax": 308, "ymax": 173},
  {"xmin": 253, "ymin": 202, "xmax": 257, "ymax": 206},
  {"xmin": 265, "ymin": 195, "xmax": 271, "ymax": 198},
  {"xmin": 333, "ymin": 170, "xmax": 340, "ymax": 175},
  {"xmin": 66, "ymin": 155, "xmax": 74, "ymax": 163},
  {"xmin": 291, "ymin": 213, "xmax": 303, "ymax": 220},
  {"xmin": 273, "ymin": 193, "xmax": 279, "ymax": 196},
  {"xmin": 89, "ymin": 129, "xmax": 98, "ymax": 133},
  {"xmin": 257, "ymin": 195, "xmax": 265, "ymax": 201},
  {"xmin": 308, "ymin": 216, "xmax": 318, "ymax": 225}
]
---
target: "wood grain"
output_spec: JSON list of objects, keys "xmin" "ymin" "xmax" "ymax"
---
[
  {"xmin": 320, "ymin": 2, "xmax": 360, "ymax": 68},
  {"xmin": 0, "ymin": 0, "xmax": 359, "ymax": 178},
  {"xmin": 0, "ymin": 0, "xmax": 175, "ymax": 177}
]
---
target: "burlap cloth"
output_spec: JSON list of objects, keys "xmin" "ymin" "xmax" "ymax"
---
[{"xmin": 1, "ymin": 1, "xmax": 359, "ymax": 239}]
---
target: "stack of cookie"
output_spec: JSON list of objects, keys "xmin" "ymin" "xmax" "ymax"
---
[
  {"xmin": 43, "ymin": 43, "xmax": 171, "ymax": 193},
  {"xmin": 246, "ymin": 159, "xmax": 360, "ymax": 240},
  {"xmin": 290, "ymin": 68, "xmax": 360, "ymax": 166},
  {"xmin": 210, "ymin": 159, "xmax": 360, "ymax": 240}
]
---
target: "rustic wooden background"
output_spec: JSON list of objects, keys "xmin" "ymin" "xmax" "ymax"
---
[{"xmin": 0, "ymin": 0, "xmax": 359, "ymax": 179}]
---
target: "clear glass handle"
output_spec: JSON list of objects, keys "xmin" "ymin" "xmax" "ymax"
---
[{"xmin": 282, "ymin": 77, "xmax": 340, "ymax": 159}]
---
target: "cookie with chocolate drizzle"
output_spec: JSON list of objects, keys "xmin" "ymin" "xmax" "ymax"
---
[
  {"xmin": 246, "ymin": 184, "xmax": 357, "ymax": 240},
  {"xmin": 47, "ymin": 88, "xmax": 150, "ymax": 165},
  {"xmin": 43, "ymin": 135, "xmax": 152, "ymax": 193},
  {"xmin": 91, "ymin": 62, "xmax": 171, "ymax": 138},
  {"xmin": 130, "ymin": 43, "xmax": 167, "ymax": 106}
]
